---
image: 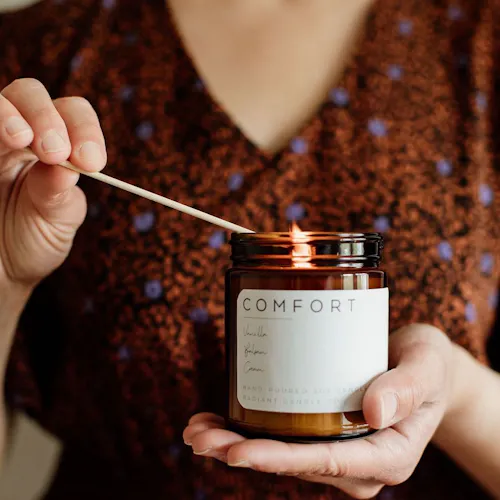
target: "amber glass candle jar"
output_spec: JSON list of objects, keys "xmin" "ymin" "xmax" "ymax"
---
[{"xmin": 226, "ymin": 230, "xmax": 389, "ymax": 442}]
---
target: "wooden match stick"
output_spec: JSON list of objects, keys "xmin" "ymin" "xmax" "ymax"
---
[{"xmin": 25, "ymin": 148, "xmax": 254, "ymax": 234}]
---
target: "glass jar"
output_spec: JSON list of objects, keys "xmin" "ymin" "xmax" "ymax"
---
[{"xmin": 225, "ymin": 231, "xmax": 389, "ymax": 442}]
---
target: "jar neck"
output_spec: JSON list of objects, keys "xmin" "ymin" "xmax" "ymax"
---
[
  {"xmin": 230, "ymin": 260, "xmax": 380, "ymax": 270},
  {"xmin": 230, "ymin": 232, "xmax": 383, "ymax": 269}
]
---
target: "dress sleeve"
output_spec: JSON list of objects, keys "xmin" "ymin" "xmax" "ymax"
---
[
  {"xmin": 5, "ymin": 280, "xmax": 70, "ymax": 423},
  {"xmin": 487, "ymin": 315, "xmax": 500, "ymax": 371},
  {"xmin": 487, "ymin": 0, "xmax": 500, "ymax": 371}
]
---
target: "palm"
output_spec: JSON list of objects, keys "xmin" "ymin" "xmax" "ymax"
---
[
  {"xmin": 183, "ymin": 326, "xmax": 452, "ymax": 499},
  {"xmin": 184, "ymin": 404, "xmax": 442, "ymax": 476},
  {"xmin": 0, "ymin": 149, "xmax": 84, "ymax": 285}
]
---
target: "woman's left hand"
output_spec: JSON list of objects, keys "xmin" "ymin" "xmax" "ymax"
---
[{"xmin": 183, "ymin": 324, "xmax": 455, "ymax": 499}]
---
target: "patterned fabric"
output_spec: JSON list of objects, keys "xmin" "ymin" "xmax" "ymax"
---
[{"xmin": 1, "ymin": 0, "xmax": 499, "ymax": 498}]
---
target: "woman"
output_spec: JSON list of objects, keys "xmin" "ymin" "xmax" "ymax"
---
[{"xmin": 0, "ymin": 0, "xmax": 499, "ymax": 498}]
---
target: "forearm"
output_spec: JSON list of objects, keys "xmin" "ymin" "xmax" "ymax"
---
[
  {"xmin": 0, "ymin": 0, "xmax": 42, "ymax": 13},
  {"xmin": 433, "ymin": 343, "xmax": 500, "ymax": 497},
  {"xmin": 0, "ymin": 283, "xmax": 32, "ymax": 467}
]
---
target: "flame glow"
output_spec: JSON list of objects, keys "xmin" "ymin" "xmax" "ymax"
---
[{"xmin": 290, "ymin": 222, "xmax": 313, "ymax": 268}]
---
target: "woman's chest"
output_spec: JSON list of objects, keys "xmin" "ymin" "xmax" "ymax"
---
[{"xmin": 167, "ymin": 0, "xmax": 374, "ymax": 152}]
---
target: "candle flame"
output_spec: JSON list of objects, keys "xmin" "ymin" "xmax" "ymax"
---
[{"xmin": 290, "ymin": 222, "xmax": 313, "ymax": 268}]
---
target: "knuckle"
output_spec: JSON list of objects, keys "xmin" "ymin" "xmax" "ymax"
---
[
  {"xmin": 412, "ymin": 323, "xmax": 447, "ymax": 339},
  {"xmin": 55, "ymin": 98, "xmax": 101, "ymax": 131},
  {"xmin": 407, "ymin": 347, "xmax": 446, "ymax": 405},
  {"xmin": 404, "ymin": 325, "xmax": 451, "ymax": 354},
  {"xmin": 56, "ymin": 96, "xmax": 93, "ymax": 110},
  {"xmin": 320, "ymin": 445, "xmax": 344, "ymax": 476},
  {"xmin": 396, "ymin": 371, "xmax": 425, "ymax": 413},
  {"xmin": 75, "ymin": 121, "xmax": 103, "ymax": 137},
  {"xmin": 3, "ymin": 78, "xmax": 44, "ymax": 95},
  {"xmin": 30, "ymin": 105, "xmax": 61, "ymax": 121},
  {"xmin": 408, "ymin": 375, "xmax": 425, "ymax": 409}
]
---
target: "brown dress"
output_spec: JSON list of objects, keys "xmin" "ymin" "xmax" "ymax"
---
[{"xmin": 1, "ymin": 0, "xmax": 499, "ymax": 498}]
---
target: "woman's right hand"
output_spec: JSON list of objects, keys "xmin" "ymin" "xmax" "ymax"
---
[{"xmin": 0, "ymin": 78, "xmax": 106, "ymax": 289}]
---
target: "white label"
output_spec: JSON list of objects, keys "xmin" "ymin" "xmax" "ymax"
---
[{"xmin": 237, "ymin": 288, "xmax": 389, "ymax": 413}]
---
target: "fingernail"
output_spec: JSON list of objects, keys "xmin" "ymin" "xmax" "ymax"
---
[
  {"xmin": 184, "ymin": 440, "xmax": 192, "ymax": 446},
  {"xmin": 42, "ymin": 130, "xmax": 66, "ymax": 153},
  {"xmin": 193, "ymin": 447, "xmax": 212, "ymax": 456},
  {"xmin": 5, "ymin": 116, "xmax": 31, "ymax": 137},
  {"xmin": 381, "ymin": 393, "xmax": 399, "ymax": 427},
  {"xmin": 228, "ymin": 460, "xmax": 250, "ymax": 468},
  {"xmin": 78, "ymin": 141, "xmax": 104, "ymax": 167}
]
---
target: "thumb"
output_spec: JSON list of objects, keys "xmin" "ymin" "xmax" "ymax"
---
[
  {"xmin": 363, "ymin": 324, "xmax": 451, "ymax": 429},
  {"xmin": 25, "ymin": 162, "xmax": 87, "ymax": 228}
]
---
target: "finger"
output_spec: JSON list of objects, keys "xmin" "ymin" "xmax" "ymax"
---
[
  {"xmin": 364, "ymin": 324, "xmax": 450, "ymax": 429},
  {"xmin": 0, "ymin": 93, "xmax": 34, "ymax": 151},
  {"xmin": 296, "ymin": 475, "xmax": 384, "ymax": 499},
  {"xmin": 54, "ymin": 97, "xmax": 106, "ymax": 172},
  {"xmin": 25, "ymin": 163, "xmax": 86, "ymax": 228},
  {"xmin": 226, "ymin": 427, "xmax": 420, "ymax": 483},
  {"xmin": 188, "ymin": 413, "xmax": 225, "ymax": 426},
  {"xmin": 2, "ymin": 78, "xmax": 71, "ymax": 164},
  {"xmin": 189, "ymin": 427, "xmax": 245, "ymax": 462},
  {"xmin": 183, "ymin": 419, "xmax": 224, "ymax": 445},
  {"xmin": 225, "ymin": 436, "xmax": 381, "ymax": 477}
]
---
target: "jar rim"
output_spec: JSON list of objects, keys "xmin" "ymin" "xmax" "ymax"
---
[
  {"xmin": 231, "ymin": 232, "xmax": 382, "ymax": 242},
  {"xmin": 230, "ymin": 232, "xmax": 384, "ymax": 266}
]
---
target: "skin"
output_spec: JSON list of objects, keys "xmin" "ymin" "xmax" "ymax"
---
[
  {"xmin": 0, "ymin": 78, "xmax": 106, "ymax": 465},
  {"xmin": 1, "ymin": 80, "xmax": 500, "ymax": 499},
  {"xmin": 169, "ymin": 0, "xmax": 374, "ymax": 151},
  {"xmin": 184, "ymin": 325, "xmax": 454, "ymax": 499},
  {"xmin": 183, "ymin": 331, "xmax": 500, "ymax": 499}
]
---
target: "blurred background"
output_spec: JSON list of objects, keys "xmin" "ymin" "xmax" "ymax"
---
[
  {"xmin": 0, "ymin": 5, "xmax": 60, "ymax": 500},
  {"xmin": 0, "ymin": 0, "xmax": 499, "ymax": 498}
]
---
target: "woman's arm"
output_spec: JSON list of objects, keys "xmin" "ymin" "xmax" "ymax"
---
[
  {"xmin": 0, "ymin": 0, "xmax": 41, "ymax": 14},
  {"xmin": 0, "ymin": 76, "xmax": 107, "ymax": 467},
  {"xmin": 0, "ymin": 284, "xmax": 32, "ymax": 466},
  {"xmin": 433, "ymin": 343, "xmax": 500, "ymax": 497}
]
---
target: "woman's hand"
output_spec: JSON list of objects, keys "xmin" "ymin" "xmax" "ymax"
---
[
  {"xmin": 184, "ymin": 324, "xmax": 454, "ymax": 499},
  {"xmin": 0, "ymin": 78, "xmax": 106, "ymax": 289}
]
